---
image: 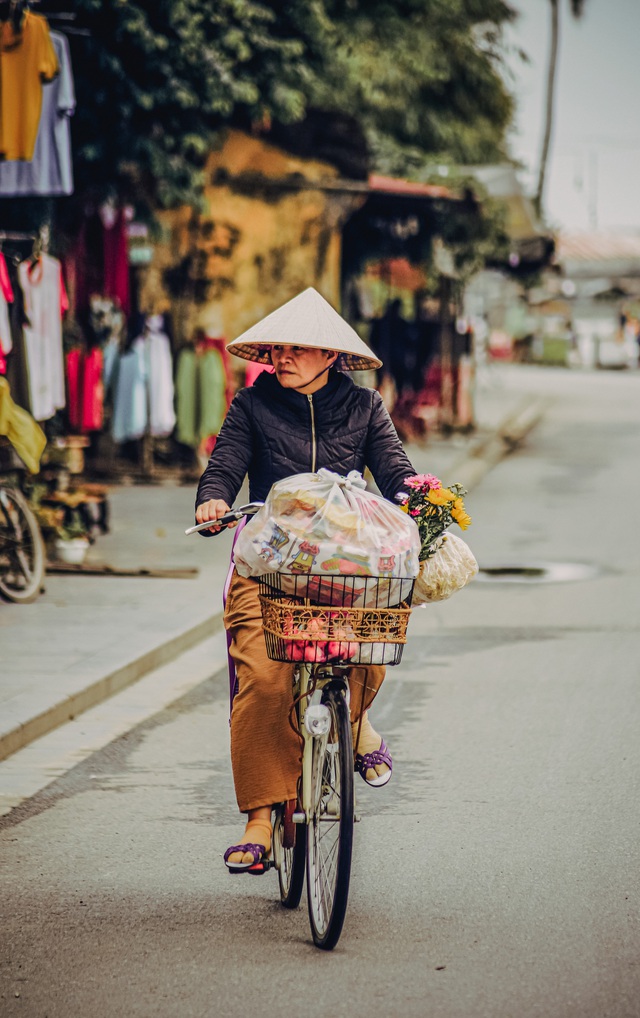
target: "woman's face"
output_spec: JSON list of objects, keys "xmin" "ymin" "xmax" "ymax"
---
[{"xmin": 269, "ymin": 344, "xmax": 336, "ymax": 392}]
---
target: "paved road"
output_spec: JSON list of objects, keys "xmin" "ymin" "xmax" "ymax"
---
[{"xmin": 1, "ymin": 368, "xmax": 639, "ymax": 1018}]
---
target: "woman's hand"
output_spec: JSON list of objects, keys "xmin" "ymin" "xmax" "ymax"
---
[{"xmin": 195, "ymin": 498, "xmax": 236, "ymax": 533}]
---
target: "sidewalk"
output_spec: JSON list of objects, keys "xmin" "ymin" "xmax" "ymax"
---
[{"xmin": 0, "ymin": 366, "xmax": 546, "ymax": 762}]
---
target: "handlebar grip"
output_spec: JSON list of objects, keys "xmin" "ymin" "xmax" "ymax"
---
[
  {"xmin": 217, "ymin": 510, "xmax": 242, "ymax": 527},
  {"xmin": 184, "ymin": 512, "xmax": 240, "ymax": 536},
  {"xmin": 185, "ymin": 501, "xmax": 263, "ymax": 536}
]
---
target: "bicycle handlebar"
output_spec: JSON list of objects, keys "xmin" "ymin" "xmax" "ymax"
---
[{"xmin": 185, "ymin": 502, "xmax": 264, "ymax": 536}]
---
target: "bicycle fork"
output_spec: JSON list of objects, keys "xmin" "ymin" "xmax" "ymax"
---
[{"xmin": 294, "ymin": 666, "xmax": 352, "ymax": 825}]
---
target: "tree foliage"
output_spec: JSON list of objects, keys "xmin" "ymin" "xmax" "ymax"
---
[
  {"xmin": 56, "ymin": 0, "xmax": 515, "ymax": 206},
  {"xmin": 64, "ymin": 0, "xmax": 327, "ymax": 205},
  {"xmin": 316, "ymin": 0, "xmax": 516, "ymax": 174}
]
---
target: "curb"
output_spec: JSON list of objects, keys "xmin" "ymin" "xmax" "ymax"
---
[
  {"xmin": 0, "ymin": 611, "xmax": 226, "ymax": 763},
  {"xmin": 448, "ymin": 395, "xmax": 550, "ymax": 491},
  {"xmin": 0, "ymin": 392, "xmax": 549, "ymax": 764}
]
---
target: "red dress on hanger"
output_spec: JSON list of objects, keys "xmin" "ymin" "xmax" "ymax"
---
[{"xmin": 66, "ymin": 347, "xmax": 104, "ymax": 432}]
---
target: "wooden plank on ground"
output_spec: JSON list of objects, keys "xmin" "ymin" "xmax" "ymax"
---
[{"xmin": 46, "ymin": 562, "xmax": 199, "ymax": 579}]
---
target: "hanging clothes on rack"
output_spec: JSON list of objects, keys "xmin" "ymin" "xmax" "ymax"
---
[
  {"xmin": 66, "ymin": 346, "xmax": 104, "ymax": 433},
  {"xmin": 175, "ymin": 342, "xmax": 228, "ymax": 449},
  {"xmin": 0, "ymin": 250, "xmax": 15, "ymax": 374},
  {"xmin": 2, "ymin": 247, "xmax": 31, "ymax": 411},
  {"xmin": 245, "ymin": 361, "xmax": 274, "ymax": 387},
  {"xmin": 112, "ymin": 314, "xmax": 175, "ymax": 443},
  {"xmin": 0, "ymin": 376, "xmax": 46, "ymax": 474},
  {"xmin": 0, "ymin": 29, "xmax": 75, "ymax": 196},
  {"xmin": 18, "ymin": 251, "xmax": 68, "ymax": 421},
  {"xmin": 0, "ymin": 8, "xmax": 59, "ymax": 163},
  {"xmin": 198, "ymin": 334, "xmax": 234, "ymax": 406},
  {"xmin": 146, "ymin": 315, "xmax": 176, "ymax": 437},
  {"xmin": 100, "ymin": 204, "xmax": 131, "ymax": 316}
]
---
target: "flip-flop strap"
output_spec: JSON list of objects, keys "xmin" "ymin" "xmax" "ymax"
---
[
  {"xmin": 355, "ymin": 738, "xmax": 392, "ymax": 775},
  {"xmin": 224, "ymin": 843, "xmax": 264, "ymax": 864}
]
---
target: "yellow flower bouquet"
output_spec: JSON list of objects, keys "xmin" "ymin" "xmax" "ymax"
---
[
  {"xmin": 399, "ymin": 474, "xmax": 471, "ymax": 562},
  {"xmin": 399, "ymin": 474, "xmax": 478, "ymax": 603}
]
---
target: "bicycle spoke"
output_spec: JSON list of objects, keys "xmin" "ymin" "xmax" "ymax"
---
[
  {"xmin": 318, "ymin": 821, "xmax": 337, "ymax": 840},
  {"xmin": 317, "ymin": 835, "xmax": 339, "ymax": 909},
  {"xmin": 319, "ymin": 837, "xmax": 339, "ymax": 889},
  {"xmin": 318, "ymin": 840, "xmax": 340, "ymax": 920},
  {"xmin": 0, "ymin": 488, "xmax": 44, "ymax": 603},
  {"xmin": 15, "ymin": 547, "xmax": 34, "ymax": 580}
]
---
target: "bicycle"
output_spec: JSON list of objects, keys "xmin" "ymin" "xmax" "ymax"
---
[
  {"xmin": 0, "ymin": 443, "xmax": 45, "ymax": 604},
  {"xmin": 187, "ymin": 507, "xmax": 414, "ymax": 950}
]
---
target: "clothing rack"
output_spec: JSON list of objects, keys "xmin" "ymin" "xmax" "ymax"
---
[
  {"xmin": 1, "ymin": 1, "xmax": 91, "ymax": 36},
  {"xmin": 0, "ymin": 231, "xmax": 37, "ymax": 241},
  {"xmin": 0, "ymin": 225, "xmax": 49, "ymax": 243},
  {"xmin": 0, "ymin": 226, "xmax": 50, "ymax": 263}
]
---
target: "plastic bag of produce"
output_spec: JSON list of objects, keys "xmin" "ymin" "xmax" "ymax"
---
[
  {"xmin": 412, "ymin": 532, "xmax": 478, "ymax": 604},
  {"xmin": 233, "ymin": 469, "xmax": 420, "ymax": 603}
]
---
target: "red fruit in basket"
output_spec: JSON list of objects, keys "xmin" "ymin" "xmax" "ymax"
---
[
  {"xmin": 284, "ymin": 639, "xmax": 305, "ymax": 661},
  {"xmin": 326, "ymin": 640, "xmax": 358, "ymax": 661},
  {"xmin": 304, "ymin": 643, "xmax": 326, "ymax": 662}
]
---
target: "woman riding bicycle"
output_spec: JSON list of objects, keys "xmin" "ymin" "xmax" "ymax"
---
[{"xmin": 195, "ymin": 288, "xmax": 419, "ymax": 871}]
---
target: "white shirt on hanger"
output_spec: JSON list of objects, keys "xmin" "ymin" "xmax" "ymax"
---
[
  {"xmin": 144, "ymin": 314, "xmax": 176, "ymax": 437},
  {"xmin": 19, "ymin": 253, "xmax": 66, "ymax": 420}
]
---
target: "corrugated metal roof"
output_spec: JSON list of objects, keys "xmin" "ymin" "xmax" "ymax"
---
[{"xmin": 557, "ymin": 232, "xmax": 640, "ymax": 263}]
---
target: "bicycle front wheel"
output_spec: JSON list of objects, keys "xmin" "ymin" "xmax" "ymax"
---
[
  {"xmin": 0, "ymin": 487, "xmax": 45, "ymax": 604},
  {"xmin": 306, "ymin": 682, "xmax": 354, "ymax": 950}
]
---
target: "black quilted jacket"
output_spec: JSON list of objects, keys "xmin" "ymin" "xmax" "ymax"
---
[{"xmin": 195, "ymin": 368, "xmax": 415, "ymax": 520}]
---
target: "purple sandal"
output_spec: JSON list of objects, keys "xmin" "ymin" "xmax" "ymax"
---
[
  {"xmin": 224, "ymin": 843, "xmax": 267, "ymax": 873},
  {"xmin": 354, "ymin": 739, "xmax": 393, "ymax": 788}
]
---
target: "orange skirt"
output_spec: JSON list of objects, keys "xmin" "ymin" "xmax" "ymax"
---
[{"xmin": 224, "ymin": 570, "xmax": 386, "ymax": 813}]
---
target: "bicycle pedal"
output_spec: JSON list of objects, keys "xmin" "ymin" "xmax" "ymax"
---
[{"xmin": 249, "ymin": 859, "xmax": 274, "ymax": 875}]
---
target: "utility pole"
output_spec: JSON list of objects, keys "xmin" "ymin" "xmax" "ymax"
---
[{"xmin": 588, "ymin": 150, "xmax": 598, "ymax": 230}]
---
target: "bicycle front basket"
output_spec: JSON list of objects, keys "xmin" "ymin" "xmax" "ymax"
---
[{"xmin": 258, "ymin": 572, "xmax": 414, "ymax": 667}]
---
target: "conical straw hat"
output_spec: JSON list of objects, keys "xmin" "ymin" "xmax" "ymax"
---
[{"xmin": 226, "ymin": 287, "xmax": 382, "ymax": 371}]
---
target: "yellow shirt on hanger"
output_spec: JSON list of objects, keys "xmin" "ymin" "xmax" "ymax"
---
[{"xmin": 0, "ymin": 11, "xmax": 59, "ymax": 162}]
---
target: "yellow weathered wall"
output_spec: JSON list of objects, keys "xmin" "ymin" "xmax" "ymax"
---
[{"xmin": 138, "ymin": 130, "xmax": 360, "ymax": 349}]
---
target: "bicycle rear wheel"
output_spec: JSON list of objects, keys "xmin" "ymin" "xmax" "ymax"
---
[
  {"xmin": 306, "ymin": 682, "xmax": 354, "ymax": 950},
  {"xmin": 0, "ymin": 487, "xmax": 45, "ymax": 604},
  {"xmin": 274, "ymin": 800, "xmax": 306, "ymax": 908}
]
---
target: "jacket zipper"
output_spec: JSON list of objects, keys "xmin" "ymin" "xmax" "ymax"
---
[{"xmin": 307, "ymin": 394, "xmax": 317, "ymax": 472}]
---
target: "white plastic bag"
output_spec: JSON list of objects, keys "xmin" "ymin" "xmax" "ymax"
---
[
  {"xmin": 412, "ymin": 532, "xmax": 478, "ymax": 605},
  {"xmin": 233, "ymin": 469, "xmax": 420, "ymax": 597}
]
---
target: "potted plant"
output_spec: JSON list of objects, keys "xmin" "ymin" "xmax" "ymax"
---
[{"xmin": 54, "ymin": 511, "xmax": 91, "ymax": 565}]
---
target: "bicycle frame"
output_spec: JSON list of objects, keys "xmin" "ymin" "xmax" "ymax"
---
[{"xmin": 292, "ymin": 662, "xmax": 352, "ymax": 824}]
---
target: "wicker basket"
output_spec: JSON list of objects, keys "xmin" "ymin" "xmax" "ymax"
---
[{"xmin": 258, "ymin": 572, "xmax": 414, "ymax": 667}]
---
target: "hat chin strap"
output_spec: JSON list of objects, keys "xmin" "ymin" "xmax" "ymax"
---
[{"xmin": 300, "ymin": 362, "xmax": 333, "ymax": 388}]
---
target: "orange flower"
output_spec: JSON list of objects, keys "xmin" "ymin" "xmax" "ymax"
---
[{"xmin": 427, "ymin": 487, "xmax": 454, "ymax": 506}]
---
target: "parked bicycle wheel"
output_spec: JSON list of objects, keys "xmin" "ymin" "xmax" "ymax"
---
[
  {"xmin": 306, "ymin": 681, "xmax": 354, "ymax": 950},
  {"xmin": 0, "ymin": 486, "xmax": 45, "ymax": 604},
  {"xmin": 273, "ymin": 800, "xmax": 306, "ymax": 909}
]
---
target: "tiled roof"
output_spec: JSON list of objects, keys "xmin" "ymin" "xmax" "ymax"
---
[{"xmin": 368, "ymin": 174, "xmax": 455, "ymax": 200}]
